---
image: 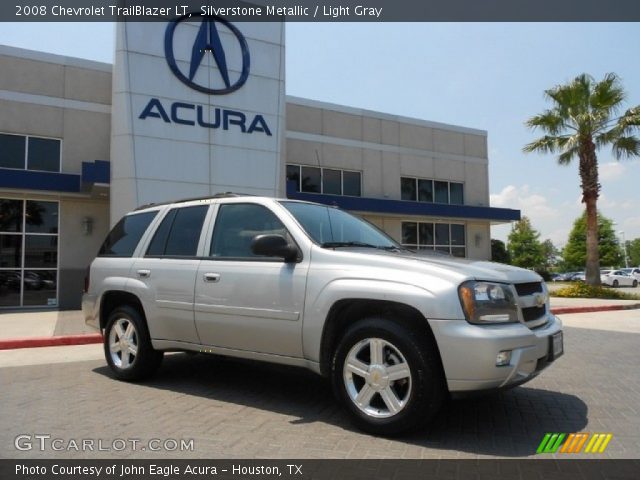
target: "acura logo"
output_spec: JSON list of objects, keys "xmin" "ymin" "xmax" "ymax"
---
[{"xmin": 164, "ymin": 13, "xmax": 250, "ymax": 94}]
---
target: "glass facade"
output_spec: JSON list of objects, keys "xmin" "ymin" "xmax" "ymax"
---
[
  {"xmin": 0, "ymin": 199, "xmax": 59, "ymax": 307},
  {"xmin": 401, "ymin": 221, "xmax": 466, "ymax": 258}
]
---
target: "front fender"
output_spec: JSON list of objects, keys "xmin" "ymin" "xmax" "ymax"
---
[{"xmin": 302, "ymin": 277, "xmax": 459, "ymax": 362}]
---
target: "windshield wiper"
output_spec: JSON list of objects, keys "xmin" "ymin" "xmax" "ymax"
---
[{"xmin": 321, "ymin": 241, "xmax": 405, "ymax": 251}]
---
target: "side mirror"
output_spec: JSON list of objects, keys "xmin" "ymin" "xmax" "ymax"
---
[{"xmin": 251, "ymin": 234, "xmax": 299, "ymax": 263}]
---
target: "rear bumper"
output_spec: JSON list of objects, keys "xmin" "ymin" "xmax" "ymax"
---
[
  {"xmin": 82, "ymin": 293, "xmax": 100, "ymax": 331},
  {"xmin": 429, "ymin": 314, "xmax": 563, "ymax": 393}
]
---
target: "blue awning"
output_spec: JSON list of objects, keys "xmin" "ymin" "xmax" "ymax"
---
[{"xmin": 286, "ymin": 183, "xmax": 520, "ymax": 223}]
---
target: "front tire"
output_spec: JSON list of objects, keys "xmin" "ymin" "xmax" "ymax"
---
[
  {"xmin": 104, "ymin": 305, "xmax": 163, "ymax": 381},
  {"xmin": 632, "ymin": 280, "xmax": 638, "ymax": 288},
  {"xmin": 613, "ymin": 280, "xmax": 619, "ymax": 288},
  {"xmin": 331, "ymin": 317, "xmax": 445, "ymax": 435}
]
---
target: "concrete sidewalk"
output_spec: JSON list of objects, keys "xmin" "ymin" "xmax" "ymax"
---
[
  {"xmin": 0, "ymin": 310, "xmax": 101, "ymax": 349},
  {"xmin": 1, "ymin": 296, "xmax": 639, "ymax": 350}
]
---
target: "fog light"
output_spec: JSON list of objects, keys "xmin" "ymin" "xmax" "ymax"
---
[{"xmin": 496, "ymin": 350, "xmax": 512, "ymax": 366}]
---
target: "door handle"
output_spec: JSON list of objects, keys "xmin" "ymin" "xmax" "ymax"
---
[
  {"xmin": 136, "ymin": 269, "xmax": 151, "ymax": 278},
  {"xmin": 203, "ymin": 273, "xmax": 221, "ymax": 283}
]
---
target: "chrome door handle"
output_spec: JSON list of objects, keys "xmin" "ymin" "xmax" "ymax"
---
[
  {"xmin": 203, "ymin": 273, "xmax": 221, "ymax": 283},
  {"xmin": 137, "ymin": 269, "xmax": 151, "ymax": 278}
]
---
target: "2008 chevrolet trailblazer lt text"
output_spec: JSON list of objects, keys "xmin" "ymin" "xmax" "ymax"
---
[{"xmin": 83, "ymin": 194, "xmax": 563, "ymax": 435}]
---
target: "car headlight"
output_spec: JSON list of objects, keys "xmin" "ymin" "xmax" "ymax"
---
[{"xmin": 458, "ymin": 280, "xmax": 519, "ymax": 324}]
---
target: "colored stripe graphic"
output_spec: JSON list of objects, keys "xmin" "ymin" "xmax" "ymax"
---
[
  {"xmin": 585, "ymin": 433, "xmax": 613, "ymax": 453},
  {"xmin": 538, "ymin": 433, "xmax": 612, "ymax": 454},
  {"xmin": 536, "ymin": 433, "xmax": 566, "ymax": 453}
]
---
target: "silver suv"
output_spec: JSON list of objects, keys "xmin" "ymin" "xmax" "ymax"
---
[{"xmin": 83, "ymin": 194, "xmax": 563, "ymax": 435}]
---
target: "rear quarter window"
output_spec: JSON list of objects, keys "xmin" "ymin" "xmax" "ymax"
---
[{"xmin": 98, "ymin": 211, "xmax": 157, "ymax": 257}]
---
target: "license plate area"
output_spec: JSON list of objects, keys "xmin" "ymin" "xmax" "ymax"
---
[{"xmin": 548, "ymin": 331, "xmax": 563, "ymax": 361}]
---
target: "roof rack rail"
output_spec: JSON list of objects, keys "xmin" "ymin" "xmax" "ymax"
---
[{"xmin": 134, "ymin": 192, "xmax": 255, "ymax": 211}]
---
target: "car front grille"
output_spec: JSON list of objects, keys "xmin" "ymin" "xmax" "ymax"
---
[
  {"xmin": 514, "ymin": 281, "xmax": 548, "ymax": 329},
  {"xmin": 514, "ymin": 282, "xmax": 543, "ymax": 296}
]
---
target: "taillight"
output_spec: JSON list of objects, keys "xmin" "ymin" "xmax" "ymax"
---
[{"xmin": 83, "ymin": 266, "xmax": 90, "ymax": 293}]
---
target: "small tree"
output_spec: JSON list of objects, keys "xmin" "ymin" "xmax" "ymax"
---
[
  {"xmin": 563, "ymin": 211, "xmax": 623, "ymax": 269},
  {"xmin": 507, "ymin": 217, "xmax": 544, "ymax": 269},
  {"xmin": 628, "ymin": 238, "xmax": 640, "ymax": 266},
  {"xmin": 541, "ymin": 239, "xmax": 560, "ymax": 270},
  {"xmin": 491, "ymin": 239, "xmax": 511, "ymax": 264}
]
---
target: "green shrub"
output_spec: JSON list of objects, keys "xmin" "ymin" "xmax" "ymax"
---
[{"xmin": 552, "ymin": 282, "xmax": 640, "ymax": 300}]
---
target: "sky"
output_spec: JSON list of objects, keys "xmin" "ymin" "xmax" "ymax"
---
[{"xmin": 1, "ymin": 21, "xmax": 639, "ymax": 248}]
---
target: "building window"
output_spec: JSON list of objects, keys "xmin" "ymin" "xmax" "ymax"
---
[
  {"xmin": 287, "ymin": 164, "xmax": 362, "ymax": 197},
  {"xmin": 0, "ymin": 198, "xmax": 59, "ymax": 307},
  {"xmin": 0, "ymin": 133, "xmax": 61, "ymax": 172},
  {"xmin": 400, "ymin": 177, "xmax": 464, "ymax": 205},
  {"xmin": 401, "ymin": 221, "xmax": 466, "ymax": 258}
]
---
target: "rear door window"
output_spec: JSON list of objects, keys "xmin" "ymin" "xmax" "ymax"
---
[{"xmin": 146, "ymin": 205, "xmax": 209, "ymax": 257}]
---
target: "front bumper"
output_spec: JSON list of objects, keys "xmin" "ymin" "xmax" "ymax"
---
[{"xmin": 429, "ymin": 313, "xmax": 563, "ymax": 393}]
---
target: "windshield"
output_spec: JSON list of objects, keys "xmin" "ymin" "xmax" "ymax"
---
[{"xmin": 280, "ymin": 201, "xmax": 400, "ymax": 249}]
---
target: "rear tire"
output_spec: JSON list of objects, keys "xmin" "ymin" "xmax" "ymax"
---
[
  {"xmin": 331, "ymin": 316, "xmax": 445, "ymax": 435},
  {"xmin": 104, "ymin": 305, "xmax": 163, "ymax": 381}
]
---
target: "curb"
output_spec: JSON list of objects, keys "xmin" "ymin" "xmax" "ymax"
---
[
  {"xmin": 551, "ymin": 303, "xmax": 640, "ymax": 315},
  {"xmin": 1, "ymin": 303, "xmax": 639, "ymax": 350},
  {"xmin": 0, "ymin": 333, "xmax": 102, "ymax": 351}
]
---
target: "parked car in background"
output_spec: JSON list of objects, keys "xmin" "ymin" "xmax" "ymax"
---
[
  {"xmin": 620, "ymin": 267, "xmax": 640, "ymax": 281},
  {"xmin": 601, "ymin": 270, "xmax": 638, "ymax": 288},
  {"xmin": 572, "ymin": 272, "xmax": 586, "ymax": 282}
]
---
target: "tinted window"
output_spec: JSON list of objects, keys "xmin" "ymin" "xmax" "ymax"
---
[
  {"xmin": 451, "ymin": 224, "xmax": 465, "ymax": 246},
  {"xmin": 323, "ymin": 169, "xmax": 341, "ymax": 195},
  {"xmin": 286, "ymin": 164, "xmax": 300, "ymax": 192},
  {"xmin": 24, "ymin": 235, "xmax": 57, "ymax": 268},
  {"xmin": 301, "ymin": 166, "xmax": 321, "ymax": 193},
  {"xmin": 402, "ymin": 222, "xmax": 417, "ymax": 246},
  {"xmin": 435, "ymin": 224, "xmax": 450, "ymax": 245},
  {"xmin": 401, "ymin": 177, "xmax": 416, "ymax": 201},
  {"xmin": 0, "ymin": 134, "xmax": 25, "ymax": 169},
  {"xmin": 0, "ymin": 271, "xmax": 21, "ymax": 307},
  {"xmin": 25, "ymin": 200, "xmax": 58, "ymax": 233},
  {"xmin": 418, "ymin": 223, "xmax": 434, "ymax": 245},
  {"xmin": 418, "ymin": 179, "xmax": 433, "ymax": 202},
  {"xmin": 0, "ymin": 235, "xmax": 21, "ymax": 267},
  {"xmin": 210, "ymin": 204, "xmax": 288, "ymax": 259},
  {"xmin": 27, "ymin": 137, "xmax": 60, "ymax": 172},
  {"xmin": 163, "ymin": 206, "xmax": 208, "ymax": 256},
  {"xmin": 146, "ymin": 209, "xmax": 177, "ymax": 256},
  {"xmin": 343, "ymin": 171, "xmax": 361, "ymax": 196},
  {"xmin": 0, "ymin": 199, "xmax": 23, "ymax": 232},
  {"xmin": 450, "ymin": 183, "xmax": 464, "ymax": 205},
  {"xmin": 434, "ymin": 181, "xmax": 449, "ymax": 203},
  {"xmin": 23, "ymin": 270, "xmax": 57, "ymax": 306},
  {"xmin": 98, "ymin": 211, "xmax": 157, "ymax": 257}
]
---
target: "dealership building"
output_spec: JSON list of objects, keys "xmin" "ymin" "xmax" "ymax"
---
[{"xmin": 0, "ymin": 19, "xmax": 519, "ymax": 310}]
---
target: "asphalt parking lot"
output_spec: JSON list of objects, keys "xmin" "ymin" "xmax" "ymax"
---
[{"xmin": 1, "ymin": 312, "xmax": 639, "ymax": 460}]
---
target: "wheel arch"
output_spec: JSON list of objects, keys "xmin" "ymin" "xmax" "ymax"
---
[
  {"xmin": 318, "ymin": 298, "xmax": 444, "ymax": 378},
  {"xmin": 99, "ymin": 290, "xmax": 147, "ymax": 331}
]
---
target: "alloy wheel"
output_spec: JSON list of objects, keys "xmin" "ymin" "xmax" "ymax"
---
[
  {"xmin": 343, "ymin": 337, "xmax": 412, "ymax": 418},
  {"xmin": 108, "ymin": 317, "xmax": 139, "ymax": 369}
]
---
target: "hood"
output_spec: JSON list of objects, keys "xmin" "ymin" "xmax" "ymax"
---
[{"xmin": 326, "ymin": 248, "xmax": 543, "ymax": 285}]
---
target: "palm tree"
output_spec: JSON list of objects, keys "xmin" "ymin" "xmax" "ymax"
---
[{"xmin": 524, "ymin": 73, "xmax": 640, "ymax": 286}]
